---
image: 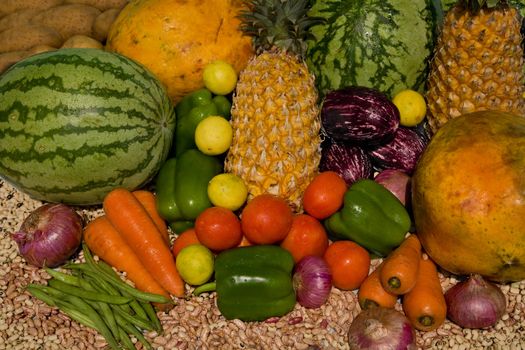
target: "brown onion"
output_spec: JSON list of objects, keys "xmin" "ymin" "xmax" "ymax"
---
[
  {"xmin": 445, "ymin": 274, "xmax": 506, "ymax": 329},
  {"xmin": 348, "ymin": 307, "xmax": 416, "ymax": 350},
  {"xmin": 11, "ymin": 203, "xmax": 83, "ymax": 268}
]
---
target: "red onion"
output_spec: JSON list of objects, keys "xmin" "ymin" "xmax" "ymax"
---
[
  {"xmin": 348, "ymin": 307, "xmax": 416, "ymax": 350},
  {"xmin": 11, "ymin": 203, "xmax": 83, "ymax": 268},
  {"xmin": 445, "ymin": 274, "xmax": 506, "ymax": 329},
  {"xmin": 374, "ymin": 169, "xmax": 411, "ymax": 206},
  {"xmin": 293, "ymin": 255, "xmax": 332, "ymax": 308}
]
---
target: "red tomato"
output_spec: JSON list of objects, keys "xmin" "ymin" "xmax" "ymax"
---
[
  {"xmin": 240, "ymin": 194, "xmax": 293, "ymax": 245},
  {"xmin": 280, "ymin": 214, "xmax": 329, "ymax": 263},
  {"xmin": 324, "ymin": 240, "xmax": 370, "ymax": 290},
  {"xmin": 195, "ymin": 206, "xmax": 242, "ymax": 251},
  {"xmin": 172, "ymin": 228, "xmax": 200, "ymax": 257},
  {"xmin": 303, "ymin": 171, "xmax": 347, "ymax": 219}
]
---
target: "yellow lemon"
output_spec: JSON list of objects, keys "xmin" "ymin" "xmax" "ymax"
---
[
  {"xmin": 175, "ymin": 244, "xmax": 214, "ymax": 286},
  {"xmin": 207, "ymin": 173, "xmax": 248, "ymax": 211},
  {"xmin": 392, "ymin": 89, "xmax": 427, "ymax": 127},
  {"xmin": 195, "ymin": 116, "xmax": 233, "ymax": 155},
  {"xmin": 203, "ymin": 60, "xmax": 238, "ymax": 96}
]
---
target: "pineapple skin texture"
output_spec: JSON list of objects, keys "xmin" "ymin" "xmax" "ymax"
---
[
  {"xmin": 106, "ymin": 0, "xmax": 254, "ymax": 104},
  {"xmin": 426, "ymin": 5, "xmax": 525, "ymax": 133},
  {"xmin": 225, "ymin": 51, "xmax": 322, "ymax": 212}
]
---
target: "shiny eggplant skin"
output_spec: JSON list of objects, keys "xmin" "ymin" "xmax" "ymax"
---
[
  {"xmin": 367, "ymin": 127, "xmax": 426, "ymax": 174},
  {"xmin": 321, "ymin": 86, "xmax": 399, "ymax": 144},
  {"xmin": 319, "ymin": 139, "xmax": 373, "ymax": 186}
]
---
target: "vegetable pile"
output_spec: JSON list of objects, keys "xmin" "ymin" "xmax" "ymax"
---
[{"xmin": 1, "ymin": 0, "xmax": 521, "ymax": 348}]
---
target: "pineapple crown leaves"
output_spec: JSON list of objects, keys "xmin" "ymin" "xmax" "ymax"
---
[{"xmin": 238, "ymin": 0, "xmax": 326, "ymax": 57}]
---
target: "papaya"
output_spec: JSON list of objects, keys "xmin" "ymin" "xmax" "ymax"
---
[
  {"xmin": 411, "ymin": 110, "xmax": 525, "ymax": 282},
  {"xmin": 105, "ymin": 0, "xmax": 254, "ymax": 104}
]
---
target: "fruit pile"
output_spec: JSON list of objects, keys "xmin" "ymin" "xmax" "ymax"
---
[{"xmin": 1, "ymin": 0, "xmax": 525, "ymax": 349}]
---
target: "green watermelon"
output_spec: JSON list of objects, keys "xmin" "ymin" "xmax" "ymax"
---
[
  {"xmin": 0, "ymin": 48, "xmax": 175, "ymax": 205},
  {"xmin": 306, "ymin": 0, "xmax": 442, "ymax": 98}
]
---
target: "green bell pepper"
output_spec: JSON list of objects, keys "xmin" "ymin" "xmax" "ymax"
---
[
  {"xmin": 324, "ymin": 179, "xmax": 411, "ymax": 257},
  {"xmin": 173, "ymin": 88, "xmax": 231, "ymax": 155},
  {"xmin": 193, "ymin": 245, "xmax": 296, "ymax": 322},
  {"xmin": 155, "ymin": 149, "xmax": 222, "ymax": 226}
]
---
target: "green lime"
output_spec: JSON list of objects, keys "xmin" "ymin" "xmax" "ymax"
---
[
  {"xmin": 207, "ymin": 173, "xmax": 248, "ymax": 211},
  {"xmin": 392, "ymin": 89, "xmax": 427, "ymax": 127},
  {"xmin": 194, "ymin": 115, "xmax": 233, "ymax": 155},
  {"xmin": 203, "ymin": 60, "xmax": 238, "ymax": 95},
  {"xmin": 175, "ymin": 244, "xmax": 214, "ymax": 286}
]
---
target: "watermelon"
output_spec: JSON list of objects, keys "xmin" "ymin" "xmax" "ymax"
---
[
  {"xmin": 0, "ymin": 48, "xmax": 175, "ymax": 205},
  {"xmin": 306, "ymin": 0, "xmax": 442, "ymax": 98}
]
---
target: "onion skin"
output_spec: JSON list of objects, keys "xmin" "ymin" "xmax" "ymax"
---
[
  {"xmin": 445, "ymin": 274, "xmax": 506, "ymax": 329},
  {"xmin": 11, "ymin": 203, "xmax": 83, "ymax": 268},
  {"xmin": 374, "ymin": 169, "xmax": 411, "ymax": 206},
  {"xmin": 348, "ymin": 307, "xmax": 417, "ymax": 350},
  {"xmin": 293, "ymin": 255, "xmax": 332, "ymax": 309}
]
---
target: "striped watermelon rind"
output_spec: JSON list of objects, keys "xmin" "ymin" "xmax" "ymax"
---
[
  {"xmin": 0, "ymin": 48, "xmax": 175, "ymax": 205},
  {"xmin": 306, "ymin": 0, "xmax": 441, "ymax": 98}
]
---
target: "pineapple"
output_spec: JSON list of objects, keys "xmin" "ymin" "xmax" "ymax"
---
[
  {"xmin": 426, "ymin": 0, "xmax": 525, "ymax": 133},
  {"xmin": 224, "ymin": 0, "xmax": 323, "ymax": 212}
]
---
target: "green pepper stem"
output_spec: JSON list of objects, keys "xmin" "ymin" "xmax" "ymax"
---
[{"xmin": 193, "ymin": 281, "xmax": 216, "ymax": 296}]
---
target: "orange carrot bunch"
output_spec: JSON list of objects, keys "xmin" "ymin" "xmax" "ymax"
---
[
  {"xmin": 84, "ymin": 188, "xmax": 185, "ymax": 300},
  {"xmin": 402, "ymin": 254, "xmax": 447, "ymax": 332}
]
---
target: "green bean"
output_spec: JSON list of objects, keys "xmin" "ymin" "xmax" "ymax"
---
[
  {"xmin": 140, "ymin": 299, "xmax": 163, "ymax": 334},
  {"xmin": 96, "ymin": 260, "xmax": 156, "ymax": 323},
  {"xmin": 62, "ymin": 294, "xmax": 120, "ymax": 350},
  {"xmin": 29, "ymin": 283, "xmax": 67, "ymax": 299},
  {"xmin": 80, "ymin": 245, "xmax": 171, "ymax": 304},
  {"xmin": 91, "ymin": 301, "xmax": 120, "ymax": 342},
  {"xmin": 121, "ymin": 290, "xmax": 149, "ymax": 319},
  {"xmin": 118, "ymin": 327, "xmax": 136, "ymax": 350},
  {"xmin": 111, "ymin": 304, "xmax": 156, "ymax": 331},
  {"xmin": 27, "ymin": 285, "xmax": 99, "ymax": 331},
  {"xmin": 74, "ymin": 269, "xmax": 135, "ymax": 315},
  {"xmin": 114, "ymin": 313, "xmax": 152, "ymax": 350},
  {"xmin": 26, "ymin": 285, "xmax": 57, "ymax": 307},
  {"xmin": 48, "ymin": 279, "xmax": 132, "ymax": 304},
  {"xmin": 54, "ymin": 300, "xmax": 100, "ymax": 331},
  {"xmin": 45, "ymin": 268, "xmax": 82, "ymax": 286}
]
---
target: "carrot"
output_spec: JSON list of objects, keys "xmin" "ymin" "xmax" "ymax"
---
[
  {"xmin": 379, "ymin": 234, "xmax": 422, "ymax": 295},
  {"xmin": 103, "ymin": 188, "xmax": 185, "ymax": 297},
  {"xmin": 357, "ymin": 262, "xmax": 398, "ymax": 310},
  {"xmin": 402, "ymin": 255, "xmax": 447, "ymax": 332},
  {"xmin": 132, "ymin": 190, "xmax": 170, "ymax": 246},
  {"xmin": 83, "ymin": 215, "xmax": 170, "ymax": 300}
]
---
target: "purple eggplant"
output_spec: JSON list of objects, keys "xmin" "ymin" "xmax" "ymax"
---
[
  {"xmin": 320, "ymin": 139, "xmax": 373, "ymax": 186},
  {"xmin": 367, "ymin": 127, "xmax": 427, "ymax": 174},
  {"xmin": 321, "ymin": 86, "xmax": 399, "ymax": 144}
]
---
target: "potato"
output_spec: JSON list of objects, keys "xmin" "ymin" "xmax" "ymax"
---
[
  {"xmin": 0, "ymin": 25, "xmax": 63, "ymax": 54},
  {"xmin": 31, "ymin": 4, "xmax": 101, "ymax": 40},
  {"xmin": 64, "ymin": 0, "xmax": 128, "ymax": 11},
  {"xmin": 0, "ymin": 0, "xmax": 64, "ymax": 18},
  {"xmin": 27, "ymin": 44, "xmax": 58, "ymax": 55},
  {"xmin": 0, "ymin": 51, "xmax": 30, "ymax": 75},
  {"xmin": 0, "ymin": 9, "xmax": 40, "ymax": 32},
  {"xmin": 61, "ymin": 34, "xmax": 103, "ymax": 49},
  {"xmin": 92, "ymin": 8, "xmax": 120, "ymax": 42}
]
